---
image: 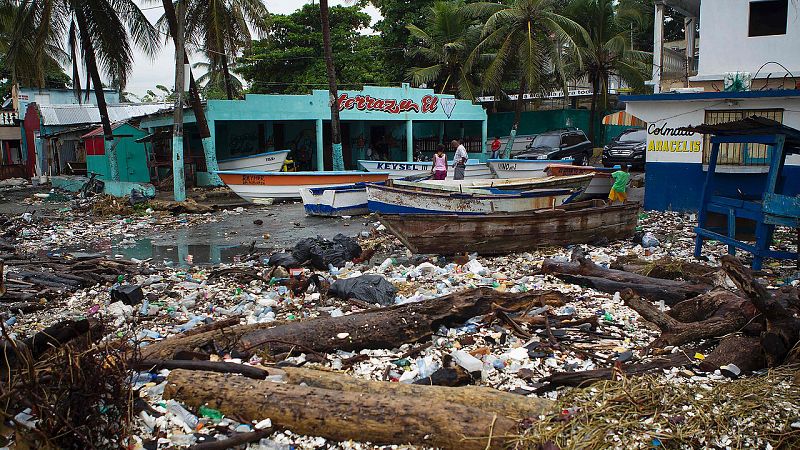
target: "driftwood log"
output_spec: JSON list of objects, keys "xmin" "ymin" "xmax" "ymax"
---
[
  {"xmin": 542, "ymin": 252, "xmax": 710, "ymax": 305},
  {"xmin": 164, "ymin": 369, "xmax": 518, "ymax": 450},
  {"xmin": 610, "ymin": 255, "xmax": 718, "ymax": 285},
  {"xmin": 1, "ymin": 318, "xmax": 101, "ymax": 372},
  {"xmin": 142, "ymin": 288, "xmax": 565, "ymax": 359},
  {"xmin": 280, "ymin": 366, "xmax": 552, "ymax": 420}
]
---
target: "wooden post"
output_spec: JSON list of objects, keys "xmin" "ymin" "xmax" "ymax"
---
[{"xmin": 172, "ymin": 0, "xmax": 186, "ymax": 201}]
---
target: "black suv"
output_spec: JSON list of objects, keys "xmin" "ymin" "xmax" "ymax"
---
[
  {"xmin": 602, "ymin": 128, "xmax": 646, "ymax": 169},
  {"xmin": 512, "ymin": 129, "xmax": 594, "ymax": 165}
]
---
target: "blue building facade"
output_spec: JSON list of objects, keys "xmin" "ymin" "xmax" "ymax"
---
[{"xmin": 622, "ymin": 90, "xmax": 800, "ymax": 212}]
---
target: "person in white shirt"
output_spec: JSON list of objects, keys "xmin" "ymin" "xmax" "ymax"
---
[{"xmin": 451, "ymin": 139, "xmax": 468, "ymax": 180}]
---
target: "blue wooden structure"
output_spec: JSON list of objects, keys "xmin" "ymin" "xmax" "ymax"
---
[{"xmin": 687, "ymin": 117, "xmax": 800, "ymax": 269}]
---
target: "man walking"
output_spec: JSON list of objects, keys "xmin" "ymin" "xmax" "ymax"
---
[{"xmin": 451, "ymin": 139, "xmax": 468, "ymax": 180}]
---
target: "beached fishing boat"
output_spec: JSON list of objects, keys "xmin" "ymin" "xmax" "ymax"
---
[
  {"xmin": 419, "ymin": 173, "xmax": 594, "ymax": 192},
  {"xmin": 366, "ymin": 180, "xmax": 573, "ymax": 215},
  {"xmin": 487, "ymin": 158, "xmax": 574, "ymax": 179},
  {"xmin": 300, "ymin": 183, "xmax": 373, "ymax": 216},
  {"xmin": 358, "ymin": 159, "xmax": 492, "ymax": 179},
  {"xmin": 378, "ymin": 200, "xmax": 639, "ymax": 254},
  {"xmin": 214, "ymin": 170, "xmax": 389, "ymax": 202},
  {"xmin": 218, "ymin": 150, "xmax": 290, "ymax": 172},
  {"xmin": 545, "ymin": 164, "xmax": 614, "ymax": 199}
]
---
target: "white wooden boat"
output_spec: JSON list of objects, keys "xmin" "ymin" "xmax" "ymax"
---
[
  {"xmin": 300, "ymin": 183, "xmax": 372, "ymax": 216},
  {"xmin": 487, "ymin": 158, "xmax": 574, "ymax": 179},
  {"xmin": 358, "ymin": 159, "xmax": 492, "ymax": 179},
  {"xmin": 545, "ymin": 164, "xmax": 614, "ymax": 199},
  {"xmin": 218, "ymin": 150, "xmax": 290, "ymax": 172},
  {"xmin": 418, "ymin": 173, "xmax": 594, "ymax": 192},
  {"xmin": 214, "ymin": 170, "xmax": 389, "ymax": 202},
  {"xmin": 366, "ymin": 180, "xmax": 573, "ymax": 215}
]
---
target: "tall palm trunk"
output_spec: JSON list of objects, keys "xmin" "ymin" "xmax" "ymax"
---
[
  {"xmin": 588, "ymin": 76, "xmax": 599, "ymax": 146},
  {"xmin": 221, "ymin": 55, "xmax": 234, "ymax": 100},
  {"xmin": 161, "ymin": 0, "xmax": 220, "ymax": 185},
  {"xmin": 75, "ymin": 8, "xmax": 117, "ymax": 182},
  {"xmin": 504, "ymin": 76, "xmax": 528, "ymax": 159},
  {"xmin": 320, "ymin": 0, "xmax": 343, "ymax": 171}
]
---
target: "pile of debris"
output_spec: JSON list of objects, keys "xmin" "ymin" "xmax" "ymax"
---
[{"xmin": 0, "ymin": 209, "xmax": 798, "ymax": 449}]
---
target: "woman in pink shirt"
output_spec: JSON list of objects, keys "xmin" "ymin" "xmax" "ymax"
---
[{"xmin": 431, "ymin": 144, "xmax": 448, "ymax": 180}]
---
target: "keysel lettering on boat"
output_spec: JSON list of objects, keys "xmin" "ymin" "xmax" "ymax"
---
[{"xmin": 375, "ymin": 163, "xmax": 425, "ymax": 171}]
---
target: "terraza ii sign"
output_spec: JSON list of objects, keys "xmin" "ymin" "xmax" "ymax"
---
[{"xmin": 337, "ymin": 94, "xmax": 439, "ymax": 114}]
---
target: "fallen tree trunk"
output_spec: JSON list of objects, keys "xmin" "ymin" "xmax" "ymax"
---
[
  {"xmin": 281, "ymin": 366, "xmax": 551, "ymax": 420},
  {"xmin": 237, "ymin": 288, "xmax": 563, "ymax": 355},
  {"xmin": 165, "ymin": 369, "xmax": 518, "ymax": 450},
  {"xmin": 542, "ymin": 252, "xmax": 709, "ymax": 304},
  {"xmin": 535, "ymin": 351, "xmax": 695, "ymax": 392},
  {"xmin": 1, "ymin": 319, "xmax": 101, "ymax": 372},
  {"xmin": 610, "ymin": 255, "xmax": 717, "ymax": 285},
  {"xmin": 132, "ymin": 359, "xmax": 272, "ymax": 379},
  {"xmin": 622, "ymin": 289, "xmax": 755, "ymax": 348}
]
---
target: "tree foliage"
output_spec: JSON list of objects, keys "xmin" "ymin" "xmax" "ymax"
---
[
  {"xmin": 370, "ymin": 0, "xmax": 435, "ymax": 83},
  {"xmin": 238, "ymin": 3, "xmax": 388, "ymax": 95}
]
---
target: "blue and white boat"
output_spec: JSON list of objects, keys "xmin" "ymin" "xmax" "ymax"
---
[
  {"xmin": 218, "ymin": 150, "xmax": 291, "ymax": 172},
  {"xmin": 358, "ymin": 159, "xmax": 492, "ymax": 179},
  {"xmin": 487, "ymin": 158, "xmax": 574, "ymax": 179},
  {"xmin": 366, "ymin": 180, "xmax": 575, "ymax": 215},
  {"xmin": 300, "ymin": 183, "xmax": 373, "ymax": 216}
]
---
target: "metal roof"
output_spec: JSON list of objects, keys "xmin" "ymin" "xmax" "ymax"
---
[
  {"xmin": 37, "ymin": 103, "xmax": 170, "ymax": 126},
  {"xmin": 680, "ymin": 116, "xmax": 800, "ymax": 152}
]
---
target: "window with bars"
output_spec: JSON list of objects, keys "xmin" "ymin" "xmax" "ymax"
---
[{"xmin": 702, "ymin": 109, "xmax": 784, "ymax": 166}]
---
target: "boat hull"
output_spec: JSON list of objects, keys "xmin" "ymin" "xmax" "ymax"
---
[
  {"xmin": 218, "ymin": 150, "xmax": 290, "ymax": 172},
  {"xmin": 358, "ymin": 160, "xmax": 492, "ymax": 179},
  {"xmin": 378, "ymin": 201, "xmax": 640, "ymax": 255},
  {"xmin": 420, "ymin": 173, "xmax": 593, "ymax": 192},
  {"xmin": 488, "ymin": 159, "xmax": 573, "ymax": 179},
  {"xmin": 545, "ymin": 164, "xmax": 613, "ymax": 199},
  {"xmin": 366, "ymin": 182, "xmax": 572, "ymax": 215},
  {"xmin": 215, "ymin": 171, "xmax": 389, "ymax": 202},
  {"xmin": 300, "ymin": 184, "xmax": 370, "ymax": 216}
]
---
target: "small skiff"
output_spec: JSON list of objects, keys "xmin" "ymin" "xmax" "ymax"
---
[
  {"xmin": 300, "ymin": 183, "xmax": 373, "ymax": 216},
  {"xmin": 378, "ymin": 200, "xmax": 640, "ymax": 254},
  {"xmin": 545, "ymin": 164, "xmax": 614, "ymax": 199},
  {"xmin": 218, "ymin": 150, "xmax": 290, "ymax": 172},
  {"xmin": 419, "ymin": 173, "xmax": 594, "ymax": 192},
  {"xmin": 358, "ymin": 159, "xmax": 492, "ymax": 179},
  {"xmin": 366, "ymin": 180, "xmax": 573, "ymax": 215},
  {"xmin": 487, "ymin": 158, "xmax": 574, "ymax": 179},
  {"xmin": 214, "ymin": 170, "xmax": 389, "ymax": 202}
]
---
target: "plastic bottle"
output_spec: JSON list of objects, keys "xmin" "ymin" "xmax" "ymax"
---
[
  {"xmin": 166, "ymin": 399, "xmax": 199, "ymax": 430},
  {"xmin": 378, "ymin": 258, "xmax": 394, "ymax": 271},
  {"xmin": 130, "ymin": 371, "xmax": 158, "ymax": 385},
  {"xmin": 451, "ymin": 350, "xmax": 482, "ymax": 373}
]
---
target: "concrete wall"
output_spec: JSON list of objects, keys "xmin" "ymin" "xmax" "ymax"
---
[
  {"xmin": 625, "ymin": 94, "xmax": 800, "ymax": 211},
  {"xmin": 696, "ymin": 0, "xmax": 800, "ymax": 80}
]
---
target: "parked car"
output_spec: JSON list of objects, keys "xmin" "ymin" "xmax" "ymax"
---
[
  {"xmin": 602, "ymin": 128, "xmax": 647, "ymax": 169},
  {"xmin": 512, "ymin": 129, "xmax": 594, "ymax": 165}
]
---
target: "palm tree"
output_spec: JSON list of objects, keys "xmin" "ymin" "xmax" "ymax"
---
[
  {"xmin": 192, "ymin": 59, "xmax": 244, "ymax": 99},
  {"xmin": 178, "ymin": 0, "xmax": 268, "ymax": 100},
  {"xmin": 320, "ymin": 0, "xmax": 344, "ymax": 171},
  {"xmin": 405, "ymin": 1, "xmax": 482, "ymax": 100},
  {"xmin": 465, "ymin": 0, "xmax": 583, "ymax": 156},
  {"xmin": 9, "ymin": 0, "xmax": 159, "ymax": 180},
  {"xmin": 565, "ymin": 0, "xmax": 650, "ymax": 144}
]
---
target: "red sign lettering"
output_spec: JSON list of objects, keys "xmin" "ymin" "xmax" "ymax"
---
[{"xmin": 337, "ymin": 94, "xmax": 439, "ymax": 114}]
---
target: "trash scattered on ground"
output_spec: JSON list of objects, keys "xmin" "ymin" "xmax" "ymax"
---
[{"xmin": 2, "ymin": 199, "xmax": 799, "ymax": 449}]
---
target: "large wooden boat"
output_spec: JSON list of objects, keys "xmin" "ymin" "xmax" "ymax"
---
[
  {"xmin": 218, "ymin": 150, "xmax": 290, "ymax": 172},
  {"xmin": 377, "ymin": 200, "xmax": 639, "ymax": 254},
  {"xmin": 358, "ymin": 159, "xmax": 492, "ymax": 179},
  {"xmin": 366, "ymin": 180, "xmax": 573, "ymax": 215},
  {"xmin": 215, "ymin": 170, "xmax": 389, "ymax": 202},
  {"xmin": 487, "ymin": 158, "xmax": 574, "ymax": 179}
]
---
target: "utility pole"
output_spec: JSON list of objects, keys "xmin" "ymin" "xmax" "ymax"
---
[
  {"xmin": 172, "ymin": 0, "xmax": 186, "ymax": 201},
  {"xmin": 320, "ymin": 0, "xmax": 343, "ymax": 171}
]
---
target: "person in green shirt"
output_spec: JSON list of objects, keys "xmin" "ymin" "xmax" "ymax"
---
[{"xmin": 608, "ymin": 164, "xmax": 630, "ymax": 205}]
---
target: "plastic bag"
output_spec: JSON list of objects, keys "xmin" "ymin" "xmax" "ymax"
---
[{"xmin": 329, "ymin": 274, "xmax": 397, "ymax": 306}]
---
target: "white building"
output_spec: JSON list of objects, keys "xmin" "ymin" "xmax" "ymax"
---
[{"xmin": 622, "ymin": 0, "xmax": 800, "ymax": 211}]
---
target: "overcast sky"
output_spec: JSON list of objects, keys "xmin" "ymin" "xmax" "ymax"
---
[{"xmin": 127, "ymin": 0, "xmax": 381, "ymax": 97}]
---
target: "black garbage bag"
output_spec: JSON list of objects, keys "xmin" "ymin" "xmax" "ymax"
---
[
  {"xmin": 329, "ymin": 274, "xmax": 397, "ymax": 306},
  {"xmin": 269, "ymin": 234, "xmax": 362, "ymax": 270},
  {"xmin": 267, "ymin": 252, "xmax": 302, "ymax": 268}
]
